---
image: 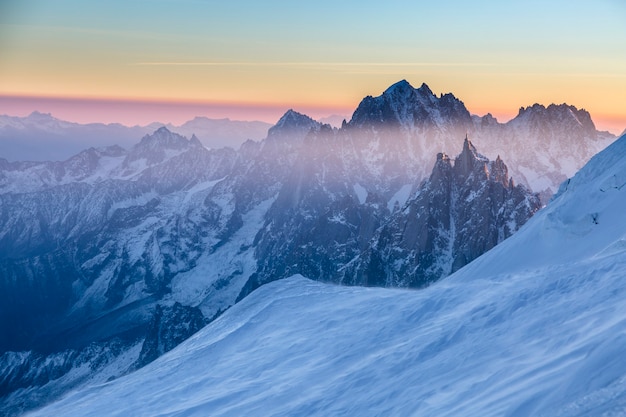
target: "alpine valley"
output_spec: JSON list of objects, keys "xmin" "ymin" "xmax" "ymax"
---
[{"xmin": 0, "ymin": 81, "xmax": 617, "ymax": 415}]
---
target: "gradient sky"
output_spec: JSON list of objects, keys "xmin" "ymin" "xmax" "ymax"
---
[{"xmin": 0, "ymin": 0, "xmax": 625, "ymax": 132}]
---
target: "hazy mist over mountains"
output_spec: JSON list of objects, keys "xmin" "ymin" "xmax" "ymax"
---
[
  {"xmin": 3, "ymin": 0, "xmax": 625, "ymax": 414},
  {"xmin": 0, "ymin": 80, "xmax": 622, "ymax": 416},
  {"xmin": 0, "ymin": 112, "xmax": 272, "ymax": 162},
  {"xmin": 28, "ymin": 127, "xmax": 626, "ymax": 416}
]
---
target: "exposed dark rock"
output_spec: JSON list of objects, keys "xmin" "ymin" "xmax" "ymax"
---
[
  {"xmin": 342, "ymin": 137, "xmax": 541, "ymax": 288},
  {"xmin": 135, "ymin": 303, "xmax": 206, "ymax": 368}
]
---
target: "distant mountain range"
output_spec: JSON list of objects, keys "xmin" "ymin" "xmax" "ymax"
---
[
  {"xmin": 344, "ymin": 80, "xmax": 614, "ymax": 201},
  {"xmin": 0, "ymin": 112, "xmax": 272, "ymax": 161},
  {"xmin": 0, "ymin": 80, "xmax": 617, "ymax": 415}
]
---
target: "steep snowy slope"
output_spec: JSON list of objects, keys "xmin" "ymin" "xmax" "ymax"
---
[{"xmin": 28, "ymin": 134, "xmax": 626, "ymax": 416}]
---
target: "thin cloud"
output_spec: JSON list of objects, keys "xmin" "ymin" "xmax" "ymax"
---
[{"xmin": 131, "ymin": 62, "xmax": 492, "ymax": 67}]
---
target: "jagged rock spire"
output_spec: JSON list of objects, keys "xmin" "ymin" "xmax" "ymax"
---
[
  {"xmin": 491, "ymin": 154, "xmax": 509, "ymax": 186},
  {"xmin": 347, "ymin": 80, "xmax": 472, "ymax": 129},
  {"xmin": 346, "ymin": 137, "xmax": 541, "ymax": 287},
  {"xmin": 454, "ymin": 135, "xmax": 480, "ymax": 177}
]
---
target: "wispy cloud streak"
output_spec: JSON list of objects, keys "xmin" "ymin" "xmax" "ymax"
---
[{"xmin": 132, "ymin": 62, "xmax": 491, "ymax": 67}]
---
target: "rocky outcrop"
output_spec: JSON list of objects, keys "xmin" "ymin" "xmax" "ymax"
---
[
  {"xmin": 349, "ymin": 80, "xmax": 472, "ymax": 133},
  {"xmin": 135, "ymin": 303, "xmax": 207, "ymax": 368},
  {"xmin": 342, "ymin": 137, "xmax": 541, "ymax": 288}
]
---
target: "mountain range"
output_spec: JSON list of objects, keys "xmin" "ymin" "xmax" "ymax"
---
[
  {"xmin": 0, "ymin": 80, "xmax": 617, "ymax": 415},
  {"xmin": 0, "ymin": 112, "xmax": 271, "ymax": 162},
  {"xmin": 25, "ymin": 128, "xmax": 626, "ymax": 416}
]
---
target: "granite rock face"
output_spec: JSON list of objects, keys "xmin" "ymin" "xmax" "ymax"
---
[{"xmin": 341, "ymin": 138, "xmax": 540, "ymax": 288}]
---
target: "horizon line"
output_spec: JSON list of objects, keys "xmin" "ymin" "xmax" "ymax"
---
[{"xmin": 1, "ymin": 93, "xmax": 624, "ymax": 135}]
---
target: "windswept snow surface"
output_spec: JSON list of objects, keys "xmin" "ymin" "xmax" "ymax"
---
[{"xmin": 28, "ymin": 136, "xmax": 626, "ymax": 416}]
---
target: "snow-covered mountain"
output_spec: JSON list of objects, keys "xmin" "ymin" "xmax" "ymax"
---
[
  {"xmin": 162, "ymin": 116, "xmax": 271, "ymax": 150},
  {"xmin": 0, "ymin": 112, "xmax": 271, "ymax": 161},
  {"xmin": 341, "ymin": 137, "xmax": 540, "ymax": 287},
  {"xmin": 472, "ymin": 103, "xmax": 613, "ymax": 202},
  {"xmin": 248, "ymin": 134, "xmax": 539, "ymax": 295},
  {"xmin": 345, "ymin": 80, "xmax": 614, "ymax": 202},
  {"xmin": 26, "ymin": 132, "xmax": 626, "ymax": 417},
  {"xmin": 0, "ymin": 81, "xmax": 617, "ymax": 415},
  {"xmin": 0, "ymin": 116, "xmax": 315, "ymax": 415}
]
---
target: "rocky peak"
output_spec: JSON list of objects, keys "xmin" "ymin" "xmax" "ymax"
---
[
  {"xmin": 452, "ymin": 137, "xmax": 514, "ymax": 187},
  {"xmin": 267, "ymin": 109, "xmax": 321, "ymax": 140},
  {"xmin": 453, "ymin": 136, "xmax": 486, "ymax": 178},
  {"xmin": 478, "ymin": 113, "xmax": 500, "ymax": 128},
  {"xmin": 513, "ymin": 103, "xmax": 597, "ymax": 134},
  {"xmin": 436, "ymin": 151, "xmax": 450, "ymax": 162},
  {"xmin": 189, "ymin": 134, "xmax": 203, "ymax": 148},
  {"xmin": 416, "ymin": 82, "xmax": 434, "ymax": 97},
  {"xmin": 124, "ymin": 127, "xmax": 201, "ymax": 167},
  {"xmin": 27, "ymin": 111, "xmax": 56, "ymax": 122},
  {"xmin": 349, "ymin": 80, "xmax": 422, "ymax": 128},
  {"xmin": 348, "ymin": 80, "xmax": 472, "ymax": 130},
  {"xmin": 383, "ymin": 79, "xmax": 415, "ymax": 97},
  {"xmin": 430, "ymin": 152, "xmax": 453, "ymax": 184},
  {"xmin": 439, "ymin": 92, "xmax": 470, "ymax": 119},
  {"xmin": 20, "ymin": 111, "xmax": 68, "ymax": 131},
  {"xmin": 382, "ymin": 80, "xmax": 435, "ymax": 102},
  {"xmin": 186, "ymin": 116, "xmax": 227, "ymax": 127},
  {"xmin": 136, "ymin": 127, "xmax": 191, "ymax": 150},
  {"xmin": 490, "ymin": 155, "xmax": 509, "ymax": 186}
]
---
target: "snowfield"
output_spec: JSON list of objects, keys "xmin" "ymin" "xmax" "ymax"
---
[{"xmin": 26, "ymin": 135, "xmax": 626, "ymax": 416}]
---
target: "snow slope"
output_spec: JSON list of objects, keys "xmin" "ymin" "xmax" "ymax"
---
[{"xmin": 26, "ymin": 135, "xmax": 626, "ymax": 416}]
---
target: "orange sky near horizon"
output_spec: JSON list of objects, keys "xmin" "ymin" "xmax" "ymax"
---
[
  {"xmin": 1, "ymin": 1, "xmax": 625, "ymax": 135},
  {"xmin": 0, "ymin": 94, "xmax": 624, "ymax": 137}
]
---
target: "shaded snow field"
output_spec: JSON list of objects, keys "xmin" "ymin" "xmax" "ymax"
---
[{"xmin": 27, "ymin": 135, "xmax": 626, "ymax": 416}]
